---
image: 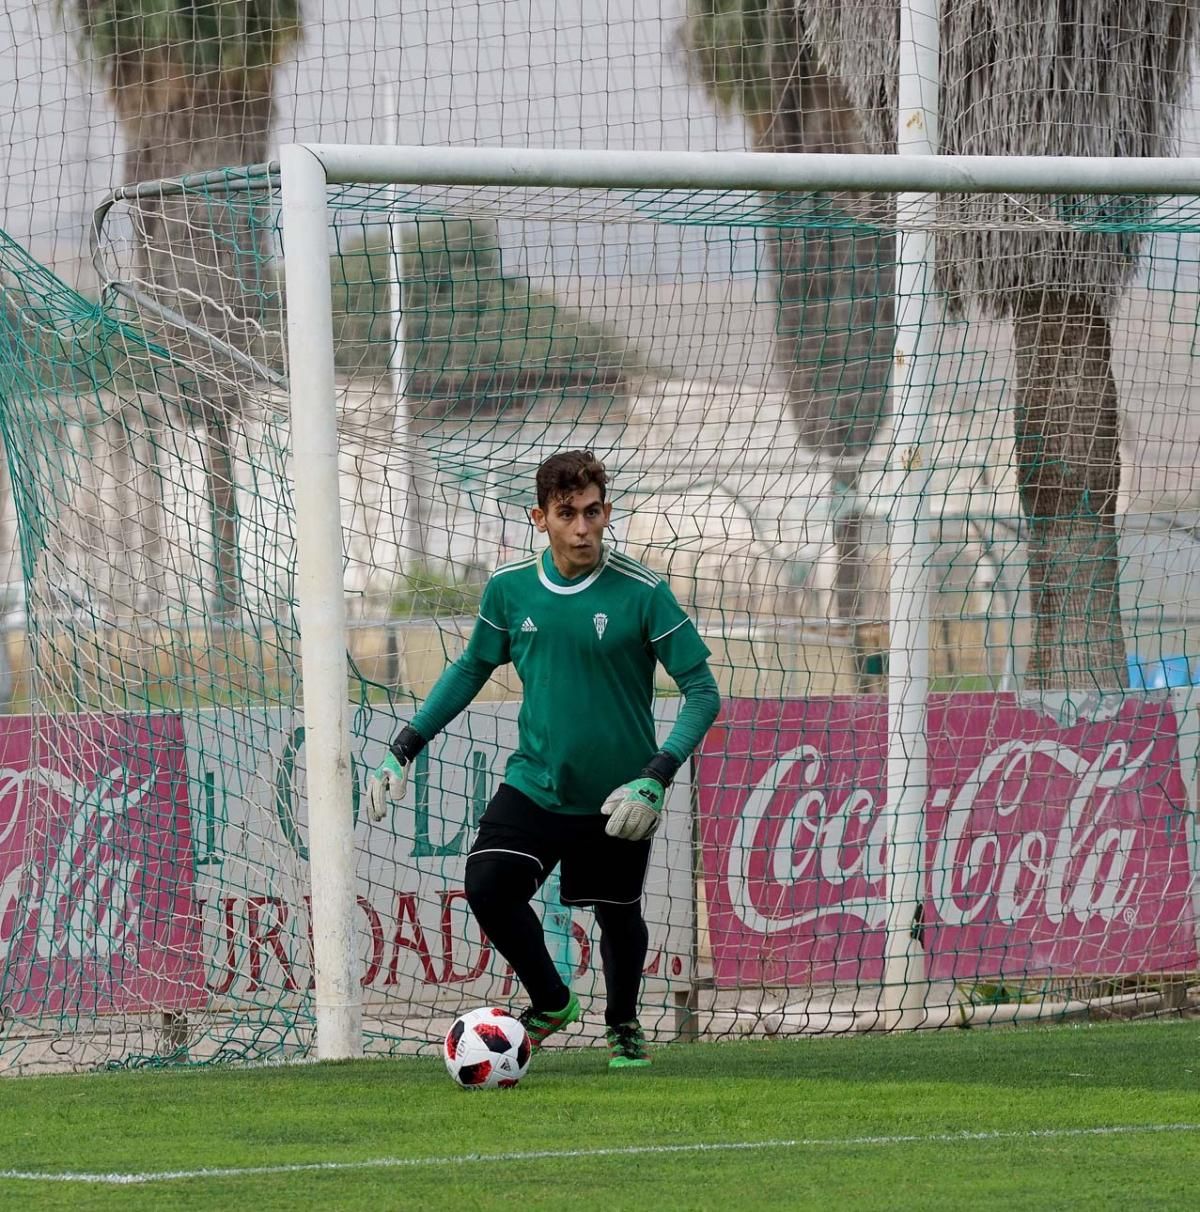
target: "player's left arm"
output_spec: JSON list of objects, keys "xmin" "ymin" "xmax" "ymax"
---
[
  {"xmin": 657, "ymin": 658, "xmax": 721, "ymax": 768},
  {"xmin": 602, "ymin": 583, "xmax": 720, "ymax": 841}
]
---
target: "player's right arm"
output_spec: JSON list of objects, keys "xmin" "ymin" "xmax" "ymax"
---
[{"xmin": 366, "ymin": 578, "xmax": 511, "ymax": 821}]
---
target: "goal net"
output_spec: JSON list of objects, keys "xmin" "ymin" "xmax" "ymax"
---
[{"xmin": 1, "ymin": 148, "xmax": 1198, "ymax": 1072}]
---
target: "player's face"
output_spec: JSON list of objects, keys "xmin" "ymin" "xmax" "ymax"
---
[{"xmin": 532, "ymin": 484, "xmax": 612, "ymax": 579}]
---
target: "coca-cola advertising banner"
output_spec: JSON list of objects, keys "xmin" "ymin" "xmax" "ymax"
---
[
  {"xmin": 698, "ymin": 695, "xmax": 1200, "ymax": 988},
  {"xmin": 0, "ymin": 714, "xmax": 206, "ymax": 1017},
  {"xmin": 0, "ymin": 704, "xmax": 693, "ymax": 1020}
]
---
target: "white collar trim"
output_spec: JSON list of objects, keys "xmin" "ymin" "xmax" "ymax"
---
[{"xmin": 537, "ymin": 547, "xmax": 609, "ymax": 595}]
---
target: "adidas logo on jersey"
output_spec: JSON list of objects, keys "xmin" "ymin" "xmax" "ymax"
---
[{"xmin": 520, "ymin": 617, "xmax": 538, "ymax": 633}]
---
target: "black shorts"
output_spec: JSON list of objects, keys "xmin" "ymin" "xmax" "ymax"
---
[{"xmin": 466, "ymin": 784, "xmax": 652, "ymax": 907}]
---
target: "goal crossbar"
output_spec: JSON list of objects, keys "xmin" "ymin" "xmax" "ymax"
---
[{"xmin": 296, "ymin": 143, "xmax": 1200, "ymax": 195}]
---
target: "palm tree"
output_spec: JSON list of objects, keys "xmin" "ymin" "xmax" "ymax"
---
[
  {"xmin": 58, "ymin": 0, "xmax": 301, "ymax": 617},
  {"xmin": 691, "ymin": 0, "xmax": 1200, "ymax": 690},
  {"xmin": 684, "ymin": 0, "xmax": 894, "ymax": 624}
]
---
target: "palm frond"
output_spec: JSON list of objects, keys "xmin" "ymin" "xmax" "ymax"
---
[
  {"xmin": 681, "ymin": 0, "xmax": 776, "ymax": 119},
  {"xmin": 56, "ymin": 0, "xmax": 301, "ymax": 76},
  {"xmin": 801, "ymin": 0, "xmax": 1200, "ymax": 308}
]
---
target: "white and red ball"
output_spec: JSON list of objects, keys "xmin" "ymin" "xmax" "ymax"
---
[{"xmin": 443, "ymin": 1007, "xmax": 531, "ymax": 1090}]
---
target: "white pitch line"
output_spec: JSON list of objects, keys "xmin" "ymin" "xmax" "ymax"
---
[{"xmin": 2, "ymin": 1122, "xmax": 1199, "ymax": 1186}]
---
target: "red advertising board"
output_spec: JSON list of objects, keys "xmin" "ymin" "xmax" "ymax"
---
[
  {"xmin": 697, "ymin": 695, "xmax": 1200, "ymax": 988},
  {"xmin": 0, "ymin": 715, "xmax": 206, "ymax": 1017}
]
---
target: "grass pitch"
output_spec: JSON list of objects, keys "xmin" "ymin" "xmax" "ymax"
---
[{"xmin": 1, "ymin": 1019, "xmax": 1196, "ymax": 1211}]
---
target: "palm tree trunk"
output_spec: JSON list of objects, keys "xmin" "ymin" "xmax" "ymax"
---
[
  {"xmin": 760, "ymin": 11, "xmax": 893, "ymax": 627},
  {"xmin": 1012, "ymin": 294, "xmax": 1126, "ymax": 690}
]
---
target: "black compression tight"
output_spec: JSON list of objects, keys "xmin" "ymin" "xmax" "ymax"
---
[
  {"xmin": 464, "ymin": 854, "xmax": 568, "ymax": 1012},
  {"xmin": 593, "ymin": 901, "xmax": 649, "ymax": 1027},
  {"xmin": 464, "ymin": 854, "xmax": 649, "ymax": 1024}
]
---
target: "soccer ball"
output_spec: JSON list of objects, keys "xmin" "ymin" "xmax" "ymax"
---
[{"xmin": 443, "ymin": 1007, "xmax": 531, "ymax": 1090}]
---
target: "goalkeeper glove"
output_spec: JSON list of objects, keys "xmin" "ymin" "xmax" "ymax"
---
[
  {"xmin": 601, "ymin": 752, "xmax": 681, "ymax": 842},
  {"xmin": 365, "ymin": 725, "xmax": 426, "ymax": 823}
]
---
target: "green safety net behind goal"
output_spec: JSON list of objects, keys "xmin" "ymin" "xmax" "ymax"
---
[{"xmin": 0, "ymin": 173, "xmax": 1198, "ymax": 1073}]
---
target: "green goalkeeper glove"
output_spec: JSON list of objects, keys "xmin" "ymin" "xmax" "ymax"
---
[
  {"xmin": 365, "ymin": 725, "xmax": 426, "ymax": 823},
  {"xmin": 601, "ymin": 752, "xmax": 681, "ymax": 841}
]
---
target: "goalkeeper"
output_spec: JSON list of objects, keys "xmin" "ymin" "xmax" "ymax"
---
[{"xmin": 368, "ymin": 450, "xmax": 719, "ymax": 1068}]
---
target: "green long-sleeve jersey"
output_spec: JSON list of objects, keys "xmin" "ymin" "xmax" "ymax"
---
[{"xmin": 411, "ymin": 546, "xmax": 720, "ymax": 814}]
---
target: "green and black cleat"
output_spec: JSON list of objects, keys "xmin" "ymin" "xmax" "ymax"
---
[
  {"xmin": 518, "ymin": 992, "xmax": 582, "ymax": 1050},
  {"xmin": 606, "ymin": 1020, "xmax": 650, "ymax": 1069}
]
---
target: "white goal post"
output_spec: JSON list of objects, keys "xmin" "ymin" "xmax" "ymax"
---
[{"xmin": 279, "ymin": 140, "xmax": 1200, "ymax": 1059}]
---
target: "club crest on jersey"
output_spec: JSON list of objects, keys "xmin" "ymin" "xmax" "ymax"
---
[{"xmin": 593, "ymin": 612, "xmax": 608, "ymax": 639}]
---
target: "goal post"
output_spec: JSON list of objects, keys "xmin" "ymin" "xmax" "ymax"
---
[
  {"xmin": 277, "ymin": 141, "xmax": 953, "ymax": 1057},
  {"xmin": 885, "ymin": 0, "xmax": 938, "ymax": 1029},
  {"xmin": 279, "ymin": 144, "xmax": 360, "ymax": 1060}
]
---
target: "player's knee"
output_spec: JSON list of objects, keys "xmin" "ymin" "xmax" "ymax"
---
[{"xmin": 464, "ymin": 853, "xmax": 540, "ymax": 917}]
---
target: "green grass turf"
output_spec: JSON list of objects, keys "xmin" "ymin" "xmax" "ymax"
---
[{"xmin": 1, "ymin": 1019, "xmax": 1197, "ymax": 1211}]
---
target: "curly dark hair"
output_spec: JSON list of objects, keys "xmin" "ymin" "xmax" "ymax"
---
[{"xmin": 535, "ymin": 450, "xmax": 608, "ymax": 510}]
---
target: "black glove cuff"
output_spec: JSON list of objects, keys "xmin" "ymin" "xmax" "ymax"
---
[
  {"xmin": 390, "ymin": 725, "xmax": 427, "ymax": 765},
  {"xmin": 640, "ymin": 750, "xmax": 682, "ymax": 788}
]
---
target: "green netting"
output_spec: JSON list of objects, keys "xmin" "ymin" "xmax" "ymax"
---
[
  {"xmin": 1, "ymin": 169, "xmax": 1199, "ymax": 1074},
  {"xmin": 0, "ymin": 215, "xmax": 311, "ymax": 1071}
]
